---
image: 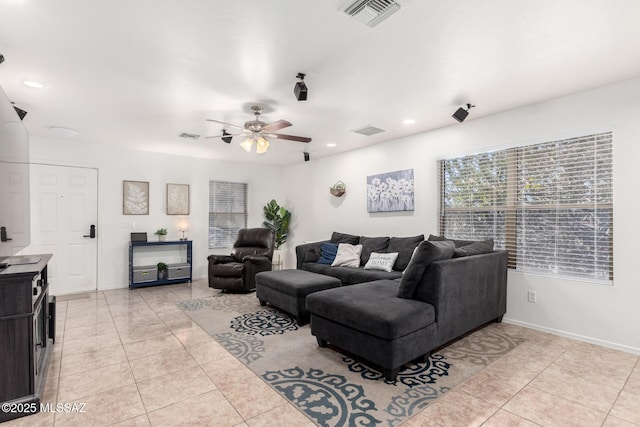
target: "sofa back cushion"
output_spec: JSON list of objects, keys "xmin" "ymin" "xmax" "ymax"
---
[
  {"xmin": 427, "ymin": 234, "xmax": 476, "ymax": 248},
  {"xmin": 453, "ymin": 239, "xmax": 494, "ymax": 257},
  {"xmin": 397, "ymin": 240, "xmax": 455, "ymax": 299},
  {"xmin": 387, "ymin": 235, "xmax": 425, "ymax": 271},
  {"xmin": 358, "ymin": 236, "xmax": 390, "ymax": 265},
  {"xmin": 317, "ymin": 242, "xmax": 339, "ymax": 265},
  {"xmin": 331, "ymin": 232, "xmax": 360, "ymax": 245}
]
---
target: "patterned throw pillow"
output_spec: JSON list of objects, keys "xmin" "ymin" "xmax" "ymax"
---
[{"xmin": 364, "ymin": 252, "xmax": 399, "ymax": 272}]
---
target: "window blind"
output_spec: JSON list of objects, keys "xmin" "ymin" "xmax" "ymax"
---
[
  {"xmin": 208, "ymin": 181, "xmax": 248, "ymax": 248},
  {"xmin": 439, "ymin": 132, "xmax": 613, "ymax": 283}
]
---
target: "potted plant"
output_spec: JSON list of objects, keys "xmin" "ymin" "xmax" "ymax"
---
[
  {"xmin": 154, "ymin": 228, "xmax": 168, "ymax": 242},
  {"xmin": 157, "ymin": 262, "xmax": 168, "ymax": 280},
  {"xmin": 263, "ymin": 199, "xmax": 291, "ymax": 267}
]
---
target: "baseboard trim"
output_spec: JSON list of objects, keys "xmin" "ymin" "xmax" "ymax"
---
[
  {"xmin": 503, "ymin": 317, "xmax": 640, "ymax": 356},
  {"xmin": 98, "ymin": 283, "xmax": 128, "ymax": 291}
]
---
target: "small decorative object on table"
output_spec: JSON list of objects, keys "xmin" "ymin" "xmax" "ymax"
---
[
  {"xmin": 329, "ymin": 181, "xmax": 346, "ymax": 197},
  {"xmin": 154, "ymin": 228, "xmax": 168, "ymax": 242},
  {"xmin": 156, "ymin": 262, "xmax": 167, "ymax": 280}
]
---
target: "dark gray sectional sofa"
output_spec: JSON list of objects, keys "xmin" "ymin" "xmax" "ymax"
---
[
  {"xmin": 299, "ymin": 232, "xmax": 508, "ymax": 380},
  {"xmin": 296, "ymin": 232, "xmax": 423, "ymax": 285}
]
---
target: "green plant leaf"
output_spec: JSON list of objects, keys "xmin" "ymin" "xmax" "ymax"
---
[{"xmin": 262, "ymin": 199, "xmax": 291, "ymax": 249}]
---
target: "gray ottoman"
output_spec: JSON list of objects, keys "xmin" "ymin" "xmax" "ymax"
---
[{"xmin": 255, "ymin": 270, "xmax": 341, "ymax": 325}]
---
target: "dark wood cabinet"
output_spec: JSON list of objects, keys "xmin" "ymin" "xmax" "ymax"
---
[{"xmin": 0, "ymin": 254, "xmax": 55, "ymax": 422}]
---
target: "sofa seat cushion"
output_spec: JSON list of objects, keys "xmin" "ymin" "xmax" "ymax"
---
[
  {"xmin": 306, "ymin": 280, "xmax": 436, "ymax": 340},
  {"xmin": 209, "ymin": 262, "xmax": 244, "ymax": 277},
  {"xmin": 302, "ymin": 262, "xmax": 402, "ymax": 284}
]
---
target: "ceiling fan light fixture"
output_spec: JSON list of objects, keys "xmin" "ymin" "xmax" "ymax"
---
[
  {"xmin": 240, "ymin": 137, "xmax": 254, "ymax": 152},
  {"xmin": 206, "ymin": 105, "xmax": 310, "ymax": 151},
  {"xmin": 256, "ymin": 136, "xmax": 270, "ymax": 154}
]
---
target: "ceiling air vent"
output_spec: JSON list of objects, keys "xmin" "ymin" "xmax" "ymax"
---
[
  {"xmin": 342, "ymin": 0, "xmax": 402, "ymax": 28},
  {"xmin": 352, "ymin": 125, "xmax": 386, "ymax": 136}
]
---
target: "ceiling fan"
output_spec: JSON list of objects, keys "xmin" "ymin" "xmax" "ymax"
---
[{"xmin": 206, "ymin": 105, "xmax": 311, "ymax": 154}]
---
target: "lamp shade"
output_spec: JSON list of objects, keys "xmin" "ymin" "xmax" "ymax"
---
[
  {"xmin": 240, "ymin": 137, "xmax": 254, "ymax": 152},
  {"xmin": 256, "ymin": 136, "xmax": 270, "ymax": 154}
]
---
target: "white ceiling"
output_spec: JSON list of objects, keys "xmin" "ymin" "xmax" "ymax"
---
[{"xmin": 1, "ymin": 0, "xmax": 640, "ymax": 166}]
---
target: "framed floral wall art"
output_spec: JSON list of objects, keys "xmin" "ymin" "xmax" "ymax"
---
[
  {"xmin": 166, "ymin": 183, "xmax": 189, "ymax": 215},
  {"xmin": 123, "ymin": 180, "xmax": 149, "ymax": 215},
  {"xmin": 366, "ymin": 169, "xmax": 414, "ymax": 213}
]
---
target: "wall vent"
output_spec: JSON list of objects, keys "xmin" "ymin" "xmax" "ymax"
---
[
  {"xmin": 179, "ymin": 132, "xmax": 200, "ymax": 139},
  {"xmin": 352, "ymin": 125, "xmax": 386, "ymax": 136},
  {"xmin": 342, "ymin": 0, "xmax": 402, "ymax": 28}
]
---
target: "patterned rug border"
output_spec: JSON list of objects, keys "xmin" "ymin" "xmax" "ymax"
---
[{"xmin": 177, "ymin": 294, "xmax": 526, "ymax": 426}]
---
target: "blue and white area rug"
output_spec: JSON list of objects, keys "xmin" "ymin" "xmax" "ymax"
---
[{"xmin": 177, "ymin": 293, "xmax": 525, "ymax": 426}]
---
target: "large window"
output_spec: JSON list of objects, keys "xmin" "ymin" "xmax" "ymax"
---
[
  {"xmin": 208, "ymin": 181, "xmax": 248, "ymax": 248},
  {"xmin": 439, "ymin": 132, "xmax": 613, "ymax": 283}
]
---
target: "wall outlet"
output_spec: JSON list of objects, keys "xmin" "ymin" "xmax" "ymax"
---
[{"xmin": 527, "ymin": 290, "xmax": 537, "ymax": 303}]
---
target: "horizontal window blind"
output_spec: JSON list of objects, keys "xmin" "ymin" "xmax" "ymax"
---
[
  {"xmin": 208, "ymin": 181, "xmax": 247, "ymax": 248},
  {"xmin": 439, "ymin": 131, "xmax": 613, "ymax": 283}
]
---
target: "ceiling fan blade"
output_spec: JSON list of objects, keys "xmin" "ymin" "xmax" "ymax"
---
[
  {"xmin": 262, "ymin": 120, "xmax": 292, "ymax": 132},
  {"xmin": 205, "ymin": 119, "xmax": 244, "ymax": 130},
  {"xmin": 204, "ymin": 132, "xmax": 244, "ymax": 139},
  {"xmin": 269, "ymin": 133, "xmax": 312, "ymax": 143}
]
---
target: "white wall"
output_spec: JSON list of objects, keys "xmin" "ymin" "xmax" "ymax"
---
[
  {"xmin": 27, "ymin": 77, "xmax": 640, "ymax": 353},
  {"xmin": 283, "ymin": 77, "xmax": 640, "ymax": 354},
  {"xmin": 28, "ymin": 140, "xmax": 284, "ymax": 289}
]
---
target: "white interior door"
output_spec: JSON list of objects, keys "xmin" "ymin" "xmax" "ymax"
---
[{"xmin": 27, "ymin": 164, "xmax": 98, "ymax": 295}]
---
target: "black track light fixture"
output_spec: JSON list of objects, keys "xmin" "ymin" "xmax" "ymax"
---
[
  {"xmin": 0, "ymin": 53, "xmax": 5, "ymax": 64},
  {"xmin": 303, "ymin": 151, "xmax": 310, "ymax": 162},
  {"xmin": 294, "ymin": 72, "xmax": 308, "ymax": 101},
  {"xmin": 452, "ymin": 103, "xmax": 476, "ymax": 123},
  {"xmin": 221, "ymin": 129, "xmax": 232, "ymax": 144}
]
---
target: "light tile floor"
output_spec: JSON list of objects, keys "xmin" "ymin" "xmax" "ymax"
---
[{"xmin": 4, "ymin": 279, "xmax": 639, "ymax": 427}]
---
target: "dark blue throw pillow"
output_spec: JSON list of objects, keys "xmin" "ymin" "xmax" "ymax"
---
[{"xmin": 317, "ymin": 242, "xmax": 339, "ymax": 265}]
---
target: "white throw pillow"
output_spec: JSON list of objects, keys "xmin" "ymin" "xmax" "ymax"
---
[
  {"xmin": 364, "ymin": 252, "xmax": 399, "ymax": 272},
  {"xmin": 331, "ymin": 243, "xmax": 363, "ymax": 268}
]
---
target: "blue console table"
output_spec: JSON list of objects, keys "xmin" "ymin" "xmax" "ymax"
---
[{"xmin": 128, "ymin": 240, "xmax": 192, "ymax": 288}]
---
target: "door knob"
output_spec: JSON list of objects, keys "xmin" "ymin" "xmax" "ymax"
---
[{"xmin": 83, "ymin": 224, "xmax": 96, "ymax": 238}]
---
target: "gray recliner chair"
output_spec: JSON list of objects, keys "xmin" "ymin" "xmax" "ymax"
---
[{"xmin": 207, "ymin": 228, "xmax": 275, "ymax": 292}]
